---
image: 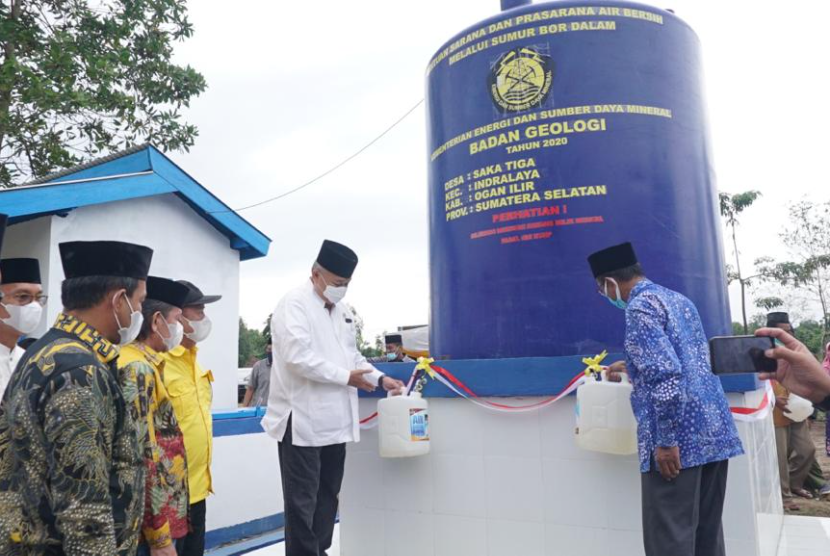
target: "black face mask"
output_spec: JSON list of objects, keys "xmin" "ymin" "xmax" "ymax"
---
[{"xmin": 267, "ymin": 352, "xmax": 273, "ymax": 365}]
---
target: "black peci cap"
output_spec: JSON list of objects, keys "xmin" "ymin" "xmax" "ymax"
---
[
  {"xmin": 766, "ymin": 312, "xmax": 790, "ymax": 327},
  {"xmin": 588, "ymin": 242, "xmax": 638, "ymax": 279},
  {"xmin": 385, "ymin": 334, "xmax": 403, "ymax": 344},
  {"xmin": 147, "ymin": 276, "xmax": 191, "ymax": 309},
  {"xmin": 0, "ymin": 258, "xmax": 41, "ymax": 285},
  {"xmin": 59, "ymin": 241, "xmax": 153, "ymax": 280},
  {"xmin": 177, "ymin": 280, "xmax": 222, "ymax": 306},
  {"xmin": 317, "ymin": 240, "xmax": 358, "ymax": 278}
]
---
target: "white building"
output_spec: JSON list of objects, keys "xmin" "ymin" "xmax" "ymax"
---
[
  {"xmin": 0, "ymin": 146, "xmax": 286, "ymax": 550},
  {"xmin": 0, "ymin": 144, "xmax": 271, "ymax": 408}
]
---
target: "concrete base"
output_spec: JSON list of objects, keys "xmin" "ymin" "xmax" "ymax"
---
[
  {"xmin": 341, "ymin": 390, "xmax": 782, "ymax": 556},
  {"xmin": 235, "ymin": 516, "xmax": 830, "ymax": 555}
]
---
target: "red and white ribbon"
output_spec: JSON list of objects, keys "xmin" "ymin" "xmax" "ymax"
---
[
  {"xmin": 359, "ymin": 364, "xmax": 587, "ymax": 427},
  {"xmin": 359, "ymin": 412, "xmax": 379, "ymax": 430},
  {"xmin": 729, "ymin": 380, "xmax": 774, "ymax": 422},
  {"xmin": 360, "ymin": 358, "xmax": 775, "ymax": 426},
  {"xmin": 428, "ymin": 364, "xmax": 587, "ymax": 413}
]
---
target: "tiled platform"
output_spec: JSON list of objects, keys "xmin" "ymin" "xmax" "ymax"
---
[
  {"xmin": 245, "ymin": 526, "xmax": 339, "ymax": 556},
  {"xmin": 339, "ymin": 394, "xmax": 783, "ymax": 556},
  {"xmin": 777, "ymin": 515, "xmax": 830, "ymax": 556},
  {"xmin": 241, "ymin": 517, "xmax": 830, "ymax": 556}
]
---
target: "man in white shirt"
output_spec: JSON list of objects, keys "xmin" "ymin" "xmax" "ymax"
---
[
  {"xmin": 263, "ymin": 240, "xmax": 404, "ymax": 556},
  {"xmin": 0, "ymin": 258, "xmax": 46, "ymax": 397}
]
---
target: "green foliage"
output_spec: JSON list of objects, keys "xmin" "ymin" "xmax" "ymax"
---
[
  {"xmin": 719, "ymin": 190, "xmax": 762, "ymax": 333},
  {"xmin": 0, "ymin": 0, "xmax": 206, "ymax": 186},
  {"xmin": 261, "ymin": 314, "xmax": 272, "ymax": 343},
  {"xmin": 725, "ymin": 264, "xmax": 740, "ymax": 286},
  {"xmin": 238, "ymin": 318, "xmax": 267, "ymax": 367},
  {"xmin": 373, "ymin": 333, "xmax": 386, "ymax": 355},
  {"xmin": 362, "ymin": 345, "xmax": 382, "ymax": 358},
  {"xmin": 732, "ymin": 314, "xmax": 767, "ymax": 336},
  {"xmin": 756, "ymin": 200, "xmax": 830, "ymax": 347},
  {"xmin": 794, "ymin": 320, "xmax": 826, "ymax": 358},
  {"xmin": 348, "ymin": 305, "xmax": 382, "ymax": 358},
  {"xmin": 719, "ymin": 191, "xmax": 762, "ymax": 224},
  {"xmin": 755, "ymin": 296, "xmax": 784, "ymax": 311}
]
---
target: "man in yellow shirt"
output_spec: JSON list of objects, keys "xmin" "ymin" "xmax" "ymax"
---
[
  {"xmin": 119, "ymin": 276, "xmax": 191, "ymax": 556},
  {"xmin": 162, "ymin": 280, "xmax": 221, "ymax": 556}
]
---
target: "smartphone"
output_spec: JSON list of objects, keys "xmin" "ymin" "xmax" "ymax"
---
[{"xmin": 709, "ymin": 336, "xmax": 777, "ymax": 374}]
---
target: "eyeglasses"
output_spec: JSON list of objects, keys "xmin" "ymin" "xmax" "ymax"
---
[{"xmin": 6, "ymin": 293, "xmax": 48, "ymax": 307}]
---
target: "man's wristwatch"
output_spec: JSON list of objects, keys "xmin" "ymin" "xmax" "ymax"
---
[
  {"xmin": 377, "ymin": 374, "xmax": 386, "ymax": 389},
  {"xmin": 816, "ymin": 394, "xmax": 830, "ymax": 412}
]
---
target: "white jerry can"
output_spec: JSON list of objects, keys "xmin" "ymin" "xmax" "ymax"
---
[
  {"xmin": 378, "ymin": 391, "xmax": 430, "ymax": 458},
  {"xmin": 784, "ymin": 393, "xmax": 814, "ymax": 423},
  {"xmin": 575, "ymin": 372, "xmax": 637, "ymax": 455}
]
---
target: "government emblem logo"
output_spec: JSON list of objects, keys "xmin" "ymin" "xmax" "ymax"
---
[{"xmin": 488, "ymin": 46, "xmax": 554, "ymax": 113}]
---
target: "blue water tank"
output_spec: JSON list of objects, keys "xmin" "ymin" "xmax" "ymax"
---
[{"xmin": 427, "ymin": 1, "xmax": 730, "ymax": 359}]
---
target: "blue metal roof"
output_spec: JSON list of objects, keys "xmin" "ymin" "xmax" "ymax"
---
[{"xmin": 0, "ymin": 145, "xmax": 270, "ymax": 261}]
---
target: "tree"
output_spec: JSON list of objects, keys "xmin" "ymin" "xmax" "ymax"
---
[
  {"xmin": 719, "ymin": 191, "xmax": 762, "ymax": 334},
  {"xmin": 346, "ymin": 305, "xmax": 381, "ymax": 358},
  {"xmin": 0, "ymin": 0, "xmax": 206, "ymax": 187},
  {"xmin": 261, "ymin": 314, "xmax": 272, "ymax": 343},
  {"xmin": 756, "ymin": 200, "xmax": 830, "ymax": 348},
  {"xmin": 732, "ymin": 313, "xmax": 766, "ymax": 336},
  {"xmin": 238, "ymin": 318, "xmax": 267, "ymax": 367},
  {"xmin": 793, "ymin": 319, "xmax": 825, "ymax": 358},
  {"xmin": 755, "ymin": 296, "xmax": 784, "ymax": 312},
  {"xmin": 373, "ymin": 333, "xmax": 385, "ymax": 355}
]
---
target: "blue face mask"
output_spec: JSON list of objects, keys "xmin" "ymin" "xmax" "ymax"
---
[
  {"xmin": 386, "ymin": 352, "xmax": 398, "ymax": 362},
  {"xmin": 604, "ymin": 278, "xmax": 627, "ymax": 310}
]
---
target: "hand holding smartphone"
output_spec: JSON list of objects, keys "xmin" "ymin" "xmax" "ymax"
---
[{"xmin": 709, "ymin": 336, "xmax": 777, "ymax": 374}]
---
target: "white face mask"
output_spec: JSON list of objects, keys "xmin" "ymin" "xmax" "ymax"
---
[
  {"xmin": 1, "ymin": 302, "xmax": 43, "ymax": 335},
  {"xmin": 114, "ymin": 292, "xmax": 143, "ymax": 346},
  {"xmin": 184, "ymin": 315, "xmax": 212, "ymax": 343},
  {"xmin": 320, "ymin": 275, "xmax": 348, "ymax": 305},
  {"xmin": 324, "ymin": 285, "xmax": 348, "ymax": 305},
  {"xmin": 157, "ymin": 317, "xmax": 184, "ymax": 352}
]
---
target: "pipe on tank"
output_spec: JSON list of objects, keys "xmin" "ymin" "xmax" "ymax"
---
[{"xmin": 501, "ymin": 0, "xmax": 532, "ymax": 11}]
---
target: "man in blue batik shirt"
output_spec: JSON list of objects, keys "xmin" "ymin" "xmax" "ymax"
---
[{"xmin": 588, "ymin": 242, "xmax": 744, "ymax": 556}]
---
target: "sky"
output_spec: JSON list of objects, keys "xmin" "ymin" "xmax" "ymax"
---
[{"xmin": 169, "ymin": 0, "xmax": 830, "ymax": 340}]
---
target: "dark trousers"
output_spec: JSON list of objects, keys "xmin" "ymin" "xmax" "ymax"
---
[
  {"xmin": 278, "ymin": 417, "xmax": 346, "ymax": 556},
  {"xmin": 804, "ymin": 459, "xmax": 827, "ymax": 491},
  {"xmin": 175, "ymin": 499, "xmax": 206, "ymax": 556},
  {"xmin": 641, "ymin": 459, "xmax": 729, "ymax": 556}
]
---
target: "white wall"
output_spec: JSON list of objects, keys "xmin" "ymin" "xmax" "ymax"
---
[
  {"xmin": 341, "ymin": 395, "xmax": 782, "ymax": 556},
  {"xmin": 2, "ymin": 194, "xmax": 242, "ymax": 408},
  {"xmin": 1, "ymin": 218, "xmax": 54, "ymax": 339},
  {"xmin": 208, "ymin": 432, "xmax": 283, "ymax": 531}
]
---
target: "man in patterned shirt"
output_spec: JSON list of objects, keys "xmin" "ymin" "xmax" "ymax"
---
[
  {"xmin": 119, "ymin": 277, "xmax": 192, "ymax": 556},
  {"xmin": 588, "ymin": 242, "xmax": 744, "ymax": 556},
  {"xmin": 0, "ymin": 240, "xmax": 152, "ymax": 555}
]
